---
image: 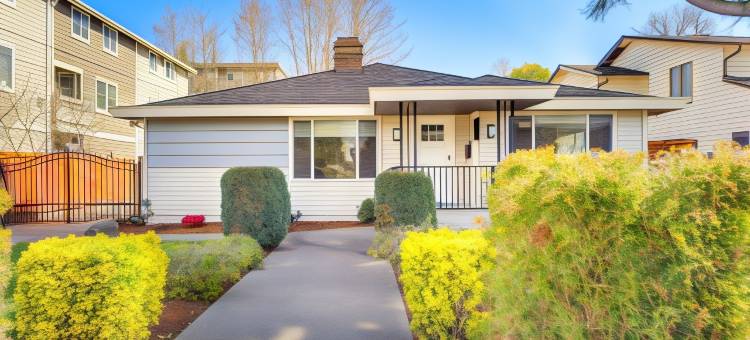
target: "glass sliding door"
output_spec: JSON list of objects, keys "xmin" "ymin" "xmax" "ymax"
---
[
  {"xmin": 509, "ymin": 116, "xmax": 532, "ymax": 153},
  {"xmin": 589, "ymin": 115, "xmax": 613, "ymax": 152}
]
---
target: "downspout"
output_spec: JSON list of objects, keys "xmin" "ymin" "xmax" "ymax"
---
[
  {"xmin": 597, "ymin": 76, "xmax": 609, "ymax": 89},
  {"xmin": 724, "ymin": 44, "xmax": 742, "ymax": 77}
]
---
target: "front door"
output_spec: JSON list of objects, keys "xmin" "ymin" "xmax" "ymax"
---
[{"xmin": 417, "ymin": 115, "xmax": 455, "ymax": 166}]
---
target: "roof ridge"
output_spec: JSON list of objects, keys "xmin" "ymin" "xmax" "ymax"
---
[{"xmin": 147, "ymin": 68, "xmax": 337, "ymax": 106}]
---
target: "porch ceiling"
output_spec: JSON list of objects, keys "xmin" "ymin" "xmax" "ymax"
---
[{"xmin": 374, "ymin": 99, "xmax": 549, "ymax": 115}]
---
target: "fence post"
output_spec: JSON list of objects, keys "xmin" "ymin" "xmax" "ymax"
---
[{"xmin": 65, "ymin": 152, "xmax": 71, "ymax": 223}]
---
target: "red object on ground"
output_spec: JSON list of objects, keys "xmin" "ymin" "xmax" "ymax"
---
[{"xmin": 181, "ymin": 215, "xmax": 205, "ymax": 227}]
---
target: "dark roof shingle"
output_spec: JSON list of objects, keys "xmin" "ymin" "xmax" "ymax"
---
[
  {"xmin": 146, "ymin": 63, "xmax": 646, "ymax": 106},
  {"xmin": 559, "ymin": 65, "xmax": 648, "ymax": 76}
]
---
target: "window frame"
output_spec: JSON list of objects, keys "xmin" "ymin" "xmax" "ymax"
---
[
  {"xmin": 227, "ymin": 72, "xmax": 234, "ymax": 81},
  {"xmin": 164, "ymin": 60, "xmax": 175, "ymax": 81},
  {"xmin": 148, "ymin": 51, "xmax": 159, "ymax": 74},
  {"xmin": 0, "ymin": 40, "xmax": 15, "ymax": 93},
  {"xmin": 291, "ymin": 118, "xmax": 379, "ymax": 181},
  {"xmin": 732, "ymin": 131, "xmax": 749, "ymax": 147},
  {"xmin": 669, "ymin": 62, "xmax": 693, "ymax": 98},
  {"xmin": 55, "ymin": 67, "xmax": 83, "ymax": 101},
  {"xmin": 95, "ymin": 78, "xmax": 118, "ymax": 114},
  {"xmin": 70, "ymin": 6, "xmax": 90, "ymax": 44},
  {"xmin": 102, "ymin": 24, "xmax": 118, "ymax": 56},
  {"xmin": 0, "ymin": 0, "xmax": 16, "ymax": 8},
  {"xmin": 506, "ymin": 113, "xmax": 616, "ymax": 155}
]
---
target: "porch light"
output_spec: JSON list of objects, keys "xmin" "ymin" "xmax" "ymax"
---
[{"xmin": 487, "ymin": 124, "xmax": 496, "ymax": 139}]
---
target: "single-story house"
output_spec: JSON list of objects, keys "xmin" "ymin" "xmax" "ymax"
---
[{"xmin": 111, "ymin": 37, "xmax": 689, "ymax": 223}]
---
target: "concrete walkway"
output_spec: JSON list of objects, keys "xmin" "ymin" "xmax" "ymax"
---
[
  {"xmin": 8, "ymin": 222, "xmax": 96, "ymax": 244},
  {"xmin": 178, "ymin": 227, "xmax": 411, "ymax": 340}
]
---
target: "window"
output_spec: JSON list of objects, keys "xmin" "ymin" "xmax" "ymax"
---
[
  {"xmin": 732, "ymin": 131, "xmax": 749, "ymax": 147},
  {"xmin": 421, "ymin": 124, "xmax": 444, "ymax": 141},
  {"xmin": 96, "ymin": 80, "xmax": 117, "ymax": 112},
  {"xmin": 293, "ymin": 120, "xmax": 377, "ymax": 179},
  {"xmin": 102, "ymin": 24, "xmax": 117, "ymax": 54},
  {"xmin": 0, "ymin": 43, "xmax": 13, "ymax": 91},
  {"xmin": 473, "ymin": 117, "xmax": 480, "ymax": 140},
  {"xmin": 71, "ymin": 7, "xmax": 90, "ymax": 42},
  {"xmin": 149, "ymin": 52, "xmax": 158, "ymax": 73},
  {"xmin": 670, "ymin": 62, "xmax": 692, "ymax": 97},
  {"xmin": 164, "ymin": 61, "xmax": 174, "ymax": 80},
  {"xmin": 535, "ymin": 115, "xmax": 587, "ymax": 154},
  {"xmin": 56, "ymin": 68, "xmax": 82, "ymax": 100},
  {"xmin": 227, "ymin": 72, "xmax": 234, "ymax": 81},
  {"xmin": 0, "ymin": 0, "xmax": 15, "ymax": 8},
  {"xmin": 509, "ymin": 116, "xmax": 532, "ymax": 153},
  {"xmin": 589, "ymin": 115, "xmax": 613, "ymax": 152}
]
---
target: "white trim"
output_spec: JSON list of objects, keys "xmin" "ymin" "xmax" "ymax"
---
[
  {"xmin": 641, "ymin": 110, "xmax": 648, "ymax": 152},
  {"xmin": 525, "ymin": 97, "xmax": 689, "ymax": 112},
  {"xmin": 54, "ymin": 61, "xmax": 84, "ymax": 102},
  {"xmin": 92, "ymin": 131, "xmax": 134, "ymax": 143},
  {"xmin": 0, "ymin": 0, "xmax": 15, "ymax": 9},
  {"xmin": 369, "ymin": 86, "xmax": 560, "ymax": 103},
  {"xmin": 111, "ymin": 104, "xmax": 373, "ymax": 118},
  {"xmin": 70, "ymin": 6, "xmax": 91, "ymax": 44},
  {"xmin": 148, "ymin": 51, "xmax": 159, "ymax": 74},
  {"xmin": 0, "ymin": 40, "xmax": 15, "ymax": 93},
  {"xmin": 94, "ymin": 77, "xmax": 118, "ymax": 114},
  {"xmin": 101, "ymin": 23, "xmax": 118, "ymax": 56}
]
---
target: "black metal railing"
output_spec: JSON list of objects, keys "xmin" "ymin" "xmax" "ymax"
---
[
  {"xmin": 388, "ymin": 165, "xmax": 496, "ymax": 209},
  {"xmin": 0, "ymin": 152, "xmax": 141, "ymax": 224}
]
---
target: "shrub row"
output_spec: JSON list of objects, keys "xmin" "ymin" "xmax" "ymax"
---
[
  {"xmin": 162, "ymin": 235, "xmax": 264, "ymax": 301},
  {"xmin": 481, "ymin": 144, "xmax": 750, "ymax": 339},
  {"xmin": 13, "ymin": 233, "xmax": 168, "ymax": 339},
  {"xmin": 399, "ymin": 228, "xmax": 494, "ymax": 339}
]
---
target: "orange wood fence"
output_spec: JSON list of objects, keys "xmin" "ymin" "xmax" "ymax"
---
[{"xmin": 0, "ymin": 152, "xmax": 140, "ymax": 224}]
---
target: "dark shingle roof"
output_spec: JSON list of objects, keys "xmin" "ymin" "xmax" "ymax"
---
[
  {"xmin": 555, "ymin": 85, "xmax": 644, "ymax": 97},
  {"xmin": 559, "ymin": 65, "xmax": 648, "ymax": 76},
  {"xmin": 146, "ymin": 63, "xmax": 645, "ymax": 106}
]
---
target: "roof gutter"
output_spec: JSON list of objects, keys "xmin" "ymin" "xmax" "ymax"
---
[{"xmin": 724, "ymin": 44, "xmax": 742, "ymax": 77}]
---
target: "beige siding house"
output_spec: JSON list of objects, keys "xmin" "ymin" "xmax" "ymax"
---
[
  {"xmin": 113, "ymin": 37, "xmax": 688, "ymax": 223},
  {"xmin": 0, "ymin": 0, "xmax": 50, "ymax": 152},
  {"xmin": 191, "ymin": 63, "xmax": 286, "ymax": 94},
  {"xmin": 0, "ymin": 0, "xmax": 195, "ymax": 158},
  {"xmin": 551, "ymin": 35, "xmax": 750, "ymax": 153}
]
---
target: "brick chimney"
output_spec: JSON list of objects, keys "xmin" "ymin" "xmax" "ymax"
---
[{"xmin": 333, "ymin": 37, "xmax": 363, "ymax": 72}]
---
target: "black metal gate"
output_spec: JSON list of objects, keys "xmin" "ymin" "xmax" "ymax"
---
[
  {"xmin": 388, "ymin": 165, "xmax": 496, "ymax": 209},
  {"xmin": 0, "ymin": 152, "xmax": 141, "ymax": 224}
]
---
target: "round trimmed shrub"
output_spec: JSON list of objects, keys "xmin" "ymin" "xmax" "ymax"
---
[
  {"xmin": 375, "ymin": 171, "xmax": 436, "ymax": 226},
  {"xmin": 221, "ymin": 167, "xmax": 290, "ymax": 248},
  {"xmin": 357, "ymin": 198, "xmax": 375, "ymax": 223}
]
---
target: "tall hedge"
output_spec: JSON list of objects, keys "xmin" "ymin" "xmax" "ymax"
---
[
  {"xmin": 375, "ymin": 171, "xmax": 436, "ymax": 226},
  {"xmin": 13, "ymin": 233, "xmax": 168, "ymax": 339},
  {"xmin": 221, "ymin": 167, "xmax": 290, "ymax": 248},
  {"xmin": 480, "ymin": 144, "xmax": 750, "ymax": 339}
]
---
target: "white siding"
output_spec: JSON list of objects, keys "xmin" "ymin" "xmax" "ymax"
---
[
  {"xmin": 146, "ymin": 118, "xmax": 288, "ymax": 223},
  {"xmin": 725, "ymin": 45, "xmax": 750, "ymax": 77},
  {"xmin": 134, "ymin": 42, "xmax": 189, "ymax": 104},
  {"xmin": 616, "ymin": 110, "xmax": 645, "ymax": 153},
  {"xmin": 290, "ymin": 180, "xmax": 374, "ymax": 221},
  {"xmin": 600, "ymin": 76, "xmax": 649, "ymax": 95},
  {"xmin": 550, "ymin": 70, "xmax": 598, "ymax": 88},
  {"xmin": 613, "ymin": 40, "xmax": 750, "ymax": 153}
]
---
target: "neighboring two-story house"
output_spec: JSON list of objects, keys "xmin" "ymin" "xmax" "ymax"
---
[
  {"xmin": 0, "ymin": 0, "xmax": 195, "ymax": 158},
  {"xmin": 190, "ymin": 63, "xmax": 286, "ymax": 94},
  {"xmin": 550, "ymin": 35, "xmax": 750, "ymax": 154}
]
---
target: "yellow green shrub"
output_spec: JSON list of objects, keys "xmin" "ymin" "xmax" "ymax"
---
[
  {"xmin": 13, "ymin": 233, "xmax": 168, "ymax": 340},
  {"xmin": 0, "ymin": 229, "xmax": 10, "ymax": 334},
  {"xmin": 0, "ymin": 189, "xmax": 11, "ymax": 216},
  {"xmin": 399, "ymin": 228, "xmax": 494, "ymax": 339},
  {"xmin": 482, "ymin": 144, "xmax": 750, "ymax": 339}
]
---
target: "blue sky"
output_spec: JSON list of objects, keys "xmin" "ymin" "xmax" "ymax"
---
[{"xmin": 87, "ymin": 0, "xmax": 750, "ymax": 77}]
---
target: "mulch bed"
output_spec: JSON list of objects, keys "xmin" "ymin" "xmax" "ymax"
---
[
  {"xmin": 149, "ymin": 300, "xmax": 210, "ymax": 339},
  {"xmin": 120, "ymin": 221, "xmax": 371, "ymax": 235}
]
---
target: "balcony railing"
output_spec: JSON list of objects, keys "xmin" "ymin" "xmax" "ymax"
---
[{"xmin": 387, "ymin": 165, "xmax": 496, "ymax": 209}]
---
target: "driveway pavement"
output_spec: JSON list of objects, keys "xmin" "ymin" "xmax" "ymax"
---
[{"xmin": 178, "ymin": 227, "xmax": 411, "ymax": 340}]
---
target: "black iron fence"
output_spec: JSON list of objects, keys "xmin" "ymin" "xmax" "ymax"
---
[
  {"xmin": 388, "ymin": 165, "xmax": 496, "ymax": 209},
  {"xmin": 0, "ymin": 152, "xmax": 141, "ymax": 224}
]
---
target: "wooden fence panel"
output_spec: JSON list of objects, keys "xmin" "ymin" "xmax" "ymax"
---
[{"xmin": 0, "ymin": 152, "xmax": 140, "ymax": 224}]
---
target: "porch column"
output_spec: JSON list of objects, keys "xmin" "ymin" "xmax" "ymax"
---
[
  {"xmin": 399, "ymin": 102, "xmax": 403, "ymax": 167},
  {"xmin": 496, "ymin": 100, "xmax": 501, "ymax": 162},
  {"xmin": 413, "ymin": 101, "xmax": 418, "ymax": 169}
]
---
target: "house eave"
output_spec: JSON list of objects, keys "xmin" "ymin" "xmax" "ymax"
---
[
  {"xmin": 368, "ymin": 85, "xmax": 561, "ymax": 103},
  {"xmin": 525, "ymin": 96, "xmax": 690, "ymax": 115}
]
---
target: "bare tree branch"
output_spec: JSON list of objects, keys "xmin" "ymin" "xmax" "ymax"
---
[
  {"xmin": 234, "ymin": 0, "xmax": 274, "ymax": 82},
  {"xmin": 634, "ymin": 4, "xmax": 716, "ymax": 36}
]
